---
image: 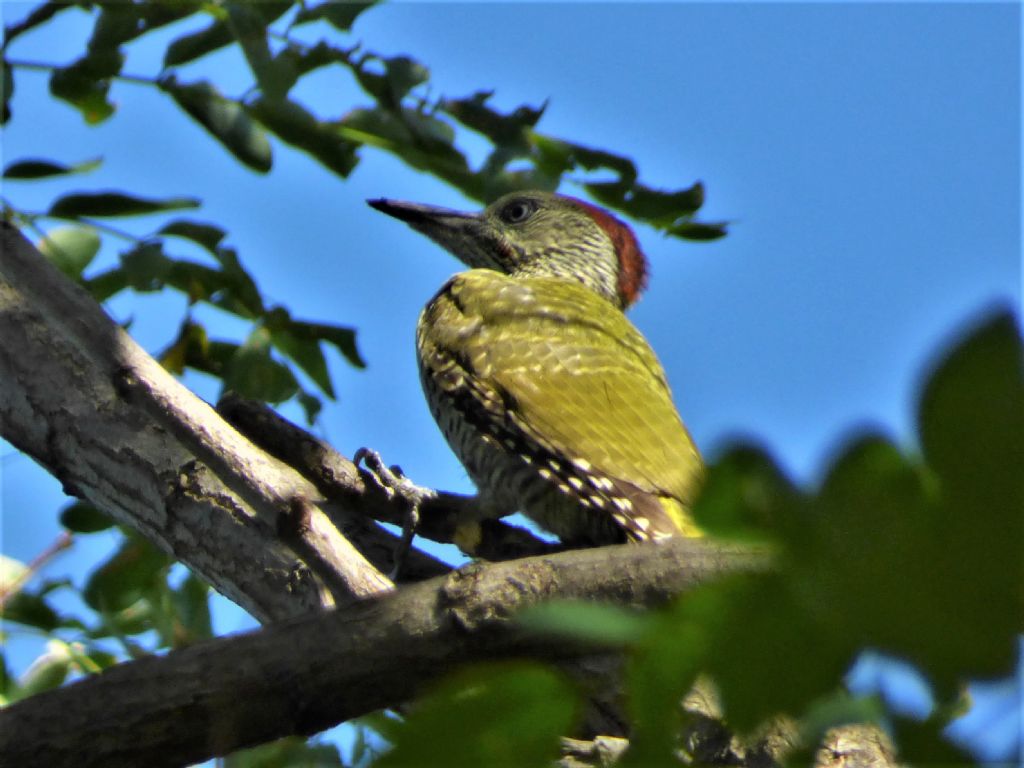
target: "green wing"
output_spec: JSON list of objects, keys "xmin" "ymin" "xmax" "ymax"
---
[{"xmin": 424, "ymin": 270, "xmax": 703, "ymax": 523}]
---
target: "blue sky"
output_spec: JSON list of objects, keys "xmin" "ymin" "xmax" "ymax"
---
[{"xmin": 2, "ymin": 2, "xmax": 1020, "ymax": 761}]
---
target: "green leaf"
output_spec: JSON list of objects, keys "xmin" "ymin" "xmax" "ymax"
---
[
  {"xmin": 225, "ymin": 736, "xmax": 344, "ymax": 768},
  {"xmin": 83, "ymin": 537, "xmax": 172, "ymax": 613},
  {"xmin": 441, "ymin": 91, "xmax": 544, "ymax": 150},
  {"xmin": 120, "ymin": 241, "xmax": 173, "ymax": 291},
  {"xmin": 60, "ymin": 501, "xmax": 114, "ymax": 534},
  {"xmin": 624, "ymin": 602, "xmax": 704, "ymax": 766},
  {"xmin": 88, "ymin": 5, "xmax": 143, "ymax": 51},
  {"xmin": 296, "ymin": 390, "xmax": 323, "ymax": 425},
  {"xmin": 224, "ymin": 2, "xmax": 296, "ymax": 100},
  {"xmin": 14, "ymin": 642, "xmax": 73, "ymax": 700},
  {"xmin": 3, "ymin": 2, "xmax": 81, "ymax": 49},
  {"xmin": 49, "ymin": 47, "xmax": 123, "ymax": 125},
  {"xmin": 206, "ymin": 247, "xmax": 264, "ymax": 317},
  {"xmin": 377, "ymin": 662, "xmax": 577, "ymax": 767},
  {"xmin": 250, "ymin": 97, "xmax": 359, "ymax": 177},
  {"xmin": 160, "ymin": 77, "xmax": 272, "ymax": 173},
  {"xmin": 293, "ymin": 1, "xmax": 377, "ymax": 31},
  {"xmin": 587, "ymin": 180, "xmax": 704, "ymax": 222},
  {"xmin": 3, "ymin": 156, "xmax": 102, "ymax": 179},
  {"xmin": 518, "ymin": 601, "xmax": 649, "ymax": 646},
  {"xmin": 1, "ymin": 57, "xmax": 12, "ymax": 124},
  {"xmin": 163, "ymin": 18, "xmax": 234, "ymax": 68},
  {"xmin": 84, "ymin": 266, "xmax": 130, "ymax": 303},
  {"xmin": 160, "ymin": 320, "xmax": 208, "ymax": 375},
  {"xmin": 158, "ymin": 218, "xmax": 227, "ymax": 254},
  {"xmin": 2, "ymin": 590, "xmax": 63, "ymax": 632},
  {"xmin": 162, "ymin": 1, "xmax": 292, "ymax": 67},
  {"xmin": 36, "ymin": 225, "xmax": 101, "ymax": 278},
  {"xmin": 918, "ymin": 309, "xmax": 1024, "ymax": 513},
  {"xmin": 382, "ymin": 55, "xmax": 429, "ymax": 102},
  {"xmin": 265, "ymin": 309, "xmax": 364, "ymax": 384},
  {"xmin": 532, "ymin": 135, "xmax": 636, "ymax": 183},
  {"xmin": 225, "ymin": 327, "xmax": 300, "ymax": 403},
  {"xmin": 170, "ymin": 574, "xmax": 212, "ymax": 645},
  {"xmin": 49, "ymin": 191, "xmax": 200, "ymax": 219},
  {"xmin": 339, "ymin": 107, "xmax": 473, "ymax": 193},
  {"xmin": 267, "ymin": 326, "xmax": 334, "ymax": 398},
  {"xmin": 891, "ymin": 715, "xmax": 975, "ymax": 764},
  {"xmin": 693, "ymin": 442, "xmax": 797, "ymax": 539}
]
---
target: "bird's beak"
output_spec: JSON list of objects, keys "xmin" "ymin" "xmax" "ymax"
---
[
  {"xmin": 367, "ymin": 198, "xmax": 473, "ymax": 226},
  {"xmin": 367, "ymin": 198, "xmax": 489, "ymax": 267}
]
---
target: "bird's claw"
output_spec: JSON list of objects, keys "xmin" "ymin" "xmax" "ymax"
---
[{"xmin": 355, "ymin": 447, "xmax": 434, "ymax": 580}]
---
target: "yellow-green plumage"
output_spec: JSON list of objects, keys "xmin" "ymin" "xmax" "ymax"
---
[
  {"xmin": 417, "ymin": 269, "xmax": 703, "ymax": 544},
  {"xmin": 369, "ymin": 190, "xmax": 704, "ymax": 546}
]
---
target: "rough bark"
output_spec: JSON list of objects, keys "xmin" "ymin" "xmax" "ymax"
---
[
  {"xmin": 0, "ymin": 539, "xmax": 769, "ymax": 768},
  {"xmin": 0, "ymin": 221, "xmax": 403, "ymax": 618}
]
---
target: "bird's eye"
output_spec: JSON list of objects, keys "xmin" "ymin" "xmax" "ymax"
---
[{"xmin": 501, "ymin": 200, "xmax": 535, "ymax": 224}]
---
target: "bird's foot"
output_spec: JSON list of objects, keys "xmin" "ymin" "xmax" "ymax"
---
[{"xmin": 354, "ymin": 447, "xmax": 435, "ymax": 580}]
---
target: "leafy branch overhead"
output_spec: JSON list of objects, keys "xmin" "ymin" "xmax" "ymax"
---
[
  {"xmin": 3, "ymin": 0, "xmax": 726, "ymax": 234},
  {"xmin": 2, "ymin": 1, "xmax": 723, "ymax": 422}
]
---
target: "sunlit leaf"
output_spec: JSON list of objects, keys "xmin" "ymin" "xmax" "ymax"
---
[
  {"xmin": 13, "ymin": 642, "xmax": 73, "ymax": 700},
  {"xmin": 160, "ymin": 320, "xmax": 208, "ymax": 375},
  {"xmin": 37, "ymin": 225, "xmax": 101, "ymax": 278}
]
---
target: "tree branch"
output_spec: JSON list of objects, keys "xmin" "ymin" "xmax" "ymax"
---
[
  {"xmin": 0, "ymin": 539, "xmax": 770, "ymax": 768},
  {"xmin": 217, "ymin": 392, "xmax": 565, "ymax": 560},
  {"xmin": 0, "ymin": 222, "xmax": 403, "ymax": 618}
]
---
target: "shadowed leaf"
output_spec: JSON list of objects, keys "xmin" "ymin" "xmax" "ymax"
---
[
  {"xmin": 376, "ymin": 663, "xmax": 577, "ymax": 767},
  {"xmin": 4, "ymin": 156, "xmax": 101, "ymax": 179},
  {"xmin": 158, "ymin": 219, "xmax": 227, "ymax": 254},
  {"xmin": 162, "ymin": 2, "xmax": 291, "ymax": 67},
  {"xmin": 250, "ymin": 97, "xmax": 359, "ymax": 177},
  {"xmin": 50, "ymin": 191, "xmax": 200, "ymax": 218},
  {"xmin": 294, "ymin": 1, "xmax": 377, "ymax": 31},
  {"xmin": 60, "ymin": 502, "xmax": 114, "ymax": 534},
  {"xmin": 161, "ymin": 77, "xmax": 272, "ymax": 172}
]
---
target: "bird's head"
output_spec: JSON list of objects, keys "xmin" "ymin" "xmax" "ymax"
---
[{"xmin": 368, "ymin": 191, "xmax": 648, "ymax": 309}]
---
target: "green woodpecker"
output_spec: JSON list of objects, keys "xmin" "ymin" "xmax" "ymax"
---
[{"xmin": 368, "ymin": 191, "xmax": 703, "ymax": 546}]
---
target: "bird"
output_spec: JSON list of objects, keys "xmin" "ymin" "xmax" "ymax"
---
[{"xmin": 367, "ymin": 191, "xmax": 704, "ymax": 547}]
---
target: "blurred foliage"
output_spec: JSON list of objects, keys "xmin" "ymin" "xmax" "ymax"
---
[
  {"xmin": 380, "ymin": 309, "xmax": 1023, "ymax": 765},
  {"xmin": 0, "ymin": 2, "xmax": 1019, "ymax": 766}
]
